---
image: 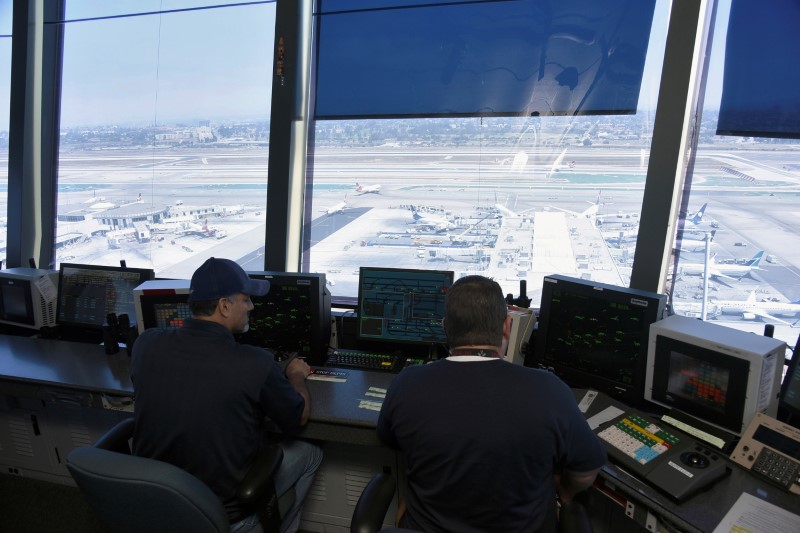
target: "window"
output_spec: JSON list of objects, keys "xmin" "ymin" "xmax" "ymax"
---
[
  {"xmin": 0, "ymin": 0, "xmax": 11, "ymax": 267},
  {"xmin": 55, "ymin": 1, "xmax": 275, "ymax": 277},
  {"xmin": 304, "ymin": 0, "xmax": 670, "ymax": 301},
  {"xmin": 669, "ymin": 0, "xmax": 800, "ymax": 350}
]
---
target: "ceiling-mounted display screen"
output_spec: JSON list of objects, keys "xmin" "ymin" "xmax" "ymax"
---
[{"xmin": 314, "ymin": 0, "xmax": 657, "ymax": 119}]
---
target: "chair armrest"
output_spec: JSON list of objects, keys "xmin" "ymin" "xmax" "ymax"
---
[
  {"xmin": 351, "ymin": 471, "xmax": 396, "ymax": 533},
  {"xmin": 237, "ymin": 443, "xmax": 284, "ymax": 504},
  {"xmin": 93, "ymin": 418, "xmax": 135, "ymax": 454}
]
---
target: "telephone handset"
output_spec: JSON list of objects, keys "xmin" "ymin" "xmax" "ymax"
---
[{"xmin": 730, "ymin": 412, "xmax": 800, "ymax": 495}]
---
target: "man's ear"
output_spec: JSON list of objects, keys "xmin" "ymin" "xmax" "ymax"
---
[
  {"xmin": 217, "ymin": 297, "xmax": 231, "ymax": 318},
  {"xmin": 502, "ymin": 315, "xmax": 512, "ymax": 340}
]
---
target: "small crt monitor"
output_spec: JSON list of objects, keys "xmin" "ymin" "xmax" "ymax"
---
[
  {"xmin": 357, "ymin": 266, "xmax": 454, "ymax": 347},
  {"xmin": 57, "ymin": 263, "xmax": 155, "ymax": 330},
  {"xmin": 0, "ymin": 267, "xmax": 60, "ymax": 330},
  {"xmin": 532, "ymin": 274, "xmax": 667, "ymax": 406},
  {"xmin": 133, "ymin": 279, "xmax": 192, "ymax": 334},
  {"xmin": 645, "ymin": 314, "xmax": 785, "ymax": 436}
]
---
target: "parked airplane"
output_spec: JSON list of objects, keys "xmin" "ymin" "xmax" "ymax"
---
[
  {"xmin": 716, "ymin": 290, "xmax": 800, "ymax": 326},
  {"xmin": 355, "ymin": 182, "xmax": 382, "ymax": 195},
  {"xmin": 677, "ymin": 250, "xmax": 764, "ymax": 280},
  {"xmin": 322, "ymin": 196, "xmax": 348, "ymax": 216},
  {"xmin": 675, "ymin": 229, "xmax": 716, "ymax": 252},
  {"xmin": 551, "ymin": 191, "xmax": 602, "ymax": 220},
  {"xmin": 410, "ymin": 206, "xmax": 456, "ymax": 232},
  {"xmin": 175, "ymin": 219, "xmax": 219, "ymax": 238},
  {"xmin": 682, "ymin": 203, "xmax": 708, "ymax": 226},
  {"xmin": 605, "ymin": 227, "xmax": 639, "ymax": 248}
]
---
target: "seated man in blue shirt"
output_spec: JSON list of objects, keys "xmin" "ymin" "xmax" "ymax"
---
[
  {"xmin": 131, "ymin": 257, "xmax": 322, "ymax": 533},
  {"xmin": 377, "ymin": 275, "xmax": 606, "ymax": 533}
]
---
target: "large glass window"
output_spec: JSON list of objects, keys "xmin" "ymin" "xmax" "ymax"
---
[
  {"xmin": 0, "ymin": 0, "xmax": 11, "ymax": 267},
  {"xmin": 670, "ymin": 0, "xmax": 800, "ymax": 350},
  {"xmin": 304, "ymin": 0, "xmax": 670, "ymax": 302},
  {"xmin": 56, "ymin": 0, "xmax": 275, "ymax": 278}
]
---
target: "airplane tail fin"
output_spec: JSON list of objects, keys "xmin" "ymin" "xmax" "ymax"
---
[
  {"xmin": 749, "ymin": 251, "xmax": 765, "ymax": 266},
  {"xmin": 690, "ymin": 203, "xmax": 708, "ymax": 224}
]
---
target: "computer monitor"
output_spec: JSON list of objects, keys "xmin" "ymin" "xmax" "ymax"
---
[
  {"xmin": 777, "ymin": 335, "xmax": 800, "ymax": 429},
  {"xmin": 57, "ymin": 263, "xmax": 155, "ymax": 330},
  {"xmin": 645, "ymin": 314, "xmax": 786, "ymax": 436},
  {"xmin": 357, "ymin": 266, "xmax": 454, "ymax": 348},
  {"xmin": 238, "ymin": 272, "xmax": 331, "ymax": 365},
  {"xmin": 532, "ymin": 274, "xmax": 667, "ymax": 406},
  {"xmin": 133, "ymin": 279, "xmax": 192, "ymax": 334},
  {"xmin": 0, "ymin": 267, "xmax": 59, "ymax": 330}
]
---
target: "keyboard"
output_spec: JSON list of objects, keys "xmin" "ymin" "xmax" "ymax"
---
[
  {"xmin": 598, "ymin": 412, "xmax": 681, "ymax": 465},
  {"xmin": 325, "ymin": 349, "xmax": 400, "ymax": 372}
]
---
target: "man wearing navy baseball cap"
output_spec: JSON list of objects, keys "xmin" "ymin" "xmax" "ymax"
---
[{"xmin": 131, "ymin": 257, "xmax": 322, "ymax": 533}]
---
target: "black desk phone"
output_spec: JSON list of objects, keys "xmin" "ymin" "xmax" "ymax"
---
[
  {"xmin": 730, "ymin": 412, "xmax": 800, "ymax": 495},
  {"xmin": 595, "ymin": 408, "xmax": 730, "ymax": 502}
]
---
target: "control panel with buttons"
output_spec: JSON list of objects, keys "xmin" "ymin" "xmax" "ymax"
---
[{"xmin": 730, "ymin": 412, "xmax": 800, "ymax": 495}]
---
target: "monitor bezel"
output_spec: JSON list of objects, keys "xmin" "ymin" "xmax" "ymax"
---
[
  {"xmin": 138, "ymin": 293, "xmax": 192, "ymax": 331},
  {"xmin": 356, "ymin": 266, "xmax": 454, "ymax": 347},
  {"xmin": 56, "ymin": 263, "xmax": 155, "ymax": 330},
  {"xmin": 242, "ymin": 271, "xmax": 330, "ymax": 364},
  {"xmin": 532, "ymin": 274, "xmax": 667, "ymax": 406},
  {"xmin": 649, "ymin": 333, "xmax": 750, "ymax": 435},
  {"xmin": 0, "ymin": 276, "xmax": 35, "ymax": 328},
  {"xmin": 778, "ymin": 334, "xmax": 800, "ymax": 427}
]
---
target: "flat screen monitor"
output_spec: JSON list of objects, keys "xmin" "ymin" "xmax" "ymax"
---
[
  {"xmin": 357, "ymin": 267, "xmax": 454, "ymax": 347},
  {"xmin": 0, "ymin": 268, "xmax": 59, "ymax": 330},
  {"xmin": 133, "ymin": 279, "xmax": 192, "ymax": 334},
  {"xmin": 238, "ymin": 272, "xmax": 331, "ymax": 365},
  {"xmin": 57, "ymin": 263, "xmax": 155, "ymax": 330},
  {"xmin": 777, "ymin": 334, "xmax": 800, "ymax": 428},
  {"xmin": 532, "ymin": 274, "xmax": 667, "ymax": 406},
  {"xmin": 646, "ymin": 314, "xmax": 785, "ymax": 436}
]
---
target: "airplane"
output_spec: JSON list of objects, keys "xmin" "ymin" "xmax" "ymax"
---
[
  {"xmin": 677, "ymin": 250, "xmax": 765, "ymax": 280},
  {"xmin": 682, "ymin": 203, "xmax": 708, "ymax": 226},
  {"xmin": 355, "ymin": 182, "xmax": 381, "ymax": 195},
  {"xmin": 551, "ymin": 191, "xmax": 602, "ymax": 220},
  {"xmin": 176, "ymin": 219, "xmax": 218, "ymax": 238},
  {"xmin": 604, "ymin": 227, "xmax": 639, "ymax": 248},
  {"xmin": 545, "ymin": 147, "xmax": 568, "ymax": 179},
  {"xmin": 715, "ymin": 290, "xmax": 800, "ymax": 326},
  {"xmin": 675, "ymin": 229, "xmax": 716, "ymax": 252},
  {"xmin": 322, "ymin": 196, "xmax": 348, "ymax": 216},
  {"xmin": 409, "ymin": 206, "xmax": 456, "ymax": 232}
]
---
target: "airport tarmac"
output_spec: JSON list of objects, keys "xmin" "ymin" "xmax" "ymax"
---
[{"xmin": 6, "ymin": 142, "xmax": 800, "ymax": 349}]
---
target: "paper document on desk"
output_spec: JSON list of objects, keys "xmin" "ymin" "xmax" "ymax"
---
[{"xmin": 713, "ymin": 492, "xmax": 800, "ymax": 533}]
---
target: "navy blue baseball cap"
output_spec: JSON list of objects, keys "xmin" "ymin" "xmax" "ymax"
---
[{"xmin": 188, "ymin": 257, "xmax": 270, "ymax": 302}]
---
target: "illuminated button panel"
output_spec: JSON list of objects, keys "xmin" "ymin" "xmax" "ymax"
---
[{"xmin": 598, "ymin": 413, "xmax": 681, "ymax": 465}]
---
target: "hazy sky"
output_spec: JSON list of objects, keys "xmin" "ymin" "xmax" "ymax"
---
[{"xmin": 0, "ymin": 0, "xmax": 731, "ymax": 130}]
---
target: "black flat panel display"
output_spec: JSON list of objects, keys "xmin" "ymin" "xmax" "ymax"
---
[{"xmin": 532, "ymin": 274, "xmax": 666, "ymax": 406}]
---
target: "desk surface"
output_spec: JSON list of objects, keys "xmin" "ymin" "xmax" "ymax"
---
[
  {"xmin": 0, "ymin": 334, "xmax": 133, "ymax": 395},
  {"xmin": 1, "ymin": 334, "xmax": 797, "ymax": 530},
  {"xmin": 0, "ymin": 334, "xmax": 389, "ymax": 444}
]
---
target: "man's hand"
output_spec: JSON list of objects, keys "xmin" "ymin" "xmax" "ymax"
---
[{"xmin": 285, "ymin": 357, "xmax": 312, "ymax": 380}]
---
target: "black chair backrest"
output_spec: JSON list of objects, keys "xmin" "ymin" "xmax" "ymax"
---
[{"xmin": 67, "ymin": 445, "xmax": 230, "ymax": 533}]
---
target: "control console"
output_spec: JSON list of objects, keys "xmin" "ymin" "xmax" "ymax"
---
[{"xmin": 595, "ymin": 409, "xmax": 730, "ymax": 502}]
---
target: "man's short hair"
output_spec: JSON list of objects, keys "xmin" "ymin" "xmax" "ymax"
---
[
  {"xmin": 444, "ymin": 275, "xmax": 507, "ymax": 347},
  {"xmin": 190, "ymin": 298, "xmax": 220, "ymax": 317}
]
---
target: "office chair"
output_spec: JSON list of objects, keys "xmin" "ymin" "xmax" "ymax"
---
[
  {"xmin": 66, "ymin": 417, "xmax": 286, "ymax": 533},
  {"xmin": 350, "ymin": 471, "xmax": 593, "ymax": 533}
]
